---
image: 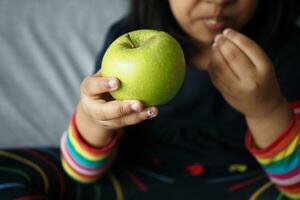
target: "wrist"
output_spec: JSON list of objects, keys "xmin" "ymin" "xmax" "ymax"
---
[
  {"xmin": 245, "ymin": 98, "xmax": 293, "ymax": 149},
  {"xmin": 246, "ymin": 97, "xmax": 291, "ymax": 122},
  {"xmin": 75, "ymin": 103, "xmax": 116, "ymax": 148}
]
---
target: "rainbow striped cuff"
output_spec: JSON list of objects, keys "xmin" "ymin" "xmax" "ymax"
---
[
  {"xmin": 61, "ymin": 113, "xmax": 121, "ymax": 183},
  {"xmin": 246, "ymin": 101, "xmax": 300, "ymax": 199}
]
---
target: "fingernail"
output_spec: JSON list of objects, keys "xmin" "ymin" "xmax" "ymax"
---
[
  {"xmin": 212, "ymin": 34, "xmax": 222, "ymax": 48},
  {"xmin": 146, "ymin": 109, "xmax": 156, "ymax": 118},
  {"xmin": 214, "ymin": 34, "xmax": 223, "ymax": 43},
  {"xmin": 212, "ymin": 42, "xmax": 217, "ymax": 48},
  {"xmin": 108, "ymin": 80, "xmax": 117, "ymax": 89},
  {"xmin": 131, "ymin": 102, "xmax": 140, "ymax": 112},
  {"xmin": 223, "ymin": 28, "xmax": 233, "ymax": 36}
]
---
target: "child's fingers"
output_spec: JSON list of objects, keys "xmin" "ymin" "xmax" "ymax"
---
[
  {"xmin": 208, "ymin": 46, "xmax": 239, "ymax": 91},
  {"xmin": 215, "ymin": 34, "xmax": 256, "ymax": 82},
  {"xmin": 101, "ymin": 106, "xmax": 158, "ymax": 128},
  {"xmin": 80, "ymin": 75, "xmax": 120, "ymax": 97},
  {"xmin": 90, "ymin": 100, "xmax": 145, "ymax": 121},
  {"xmin": 223, "ymin": 29, "xmax": 271, "ymax": 71}
]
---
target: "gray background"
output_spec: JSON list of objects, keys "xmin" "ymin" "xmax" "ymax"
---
[{"xmin": 0, "ymin": 0, "xmax": 128, "ymax": 147}]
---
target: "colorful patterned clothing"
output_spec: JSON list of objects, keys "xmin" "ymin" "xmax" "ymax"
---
[{"xmin": 0, "ymin": 147, "xmax": 294, "ymax": 199}]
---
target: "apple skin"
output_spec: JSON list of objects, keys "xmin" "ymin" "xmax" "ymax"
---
[{"xmin": 100, "ymin": 29, "xmax": 186, "ymax": 106}]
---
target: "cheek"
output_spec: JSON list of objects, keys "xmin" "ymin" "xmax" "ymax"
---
[
  {"xmin": 236, "ymin": 0, "xmax": 258, "ymax": 28},
  {"xmin": 168, "ymin": 0, "xmax": 195, "ymax": 26}
]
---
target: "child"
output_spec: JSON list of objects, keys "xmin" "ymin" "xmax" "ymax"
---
[{"xmin": 1, "ymin": 0, "xmax": 300, "ymax": 199}]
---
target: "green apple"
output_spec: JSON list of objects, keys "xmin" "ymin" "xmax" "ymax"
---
[{"xmin": 100, "ymin": 29, "xmax": 186, "ymax": 106}]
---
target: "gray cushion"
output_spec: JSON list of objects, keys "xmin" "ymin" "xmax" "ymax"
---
[{"xmin": 0, "ymin": 0, "xmax": 127, "ymax": 147}]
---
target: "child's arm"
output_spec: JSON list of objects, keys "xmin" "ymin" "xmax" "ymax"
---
[
  {"xmin": 245, "ymin": 102, "xmax": 300, "ymax": 200},
  {"xmin": 245, "ymin": 98, "xmax": 293, "ymax": 149},
  {"xmin": 60, "ymin": 111, "xmax": 122, "ymax": 183},
  {"xmin": 60, "ymin": 74, "xmax": 158, "ymax": 183},
  {"xmin": 208, "ymin": 28, "xmax": 300, "ymax": 199}
]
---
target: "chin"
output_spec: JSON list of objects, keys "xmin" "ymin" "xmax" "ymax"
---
[
  {"xmin": 192, "ymin": 30, "xmax": 219, "ymax": 46},
  {"xmin": 196, "ymin": 35, "xmax": 216, "ymax": 47},
  {"xmin": 188, "ymin": 28, "xmax": 219, "ymax": 47}
]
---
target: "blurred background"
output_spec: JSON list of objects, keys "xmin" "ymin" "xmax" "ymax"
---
[
  {"xmin": 0, "ymin": 0, "xmax": 128, "ymax": 147},
  {"xmin": 0, "ymin": 1, "xmax": 299, "ymax": 148}
]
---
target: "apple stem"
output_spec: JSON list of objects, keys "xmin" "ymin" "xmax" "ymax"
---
[{"xmin": 126, "ymin": 33, "xmax": 136, "ymax": 48}]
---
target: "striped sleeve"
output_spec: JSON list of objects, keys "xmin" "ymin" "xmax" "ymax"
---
[
  {"xmin": 60, "ymin": 113, "xmax": 122, "ymax": 184},
  {"xmin": 245, "ymin": 101, "xmax": 300, "ymax": 199}
]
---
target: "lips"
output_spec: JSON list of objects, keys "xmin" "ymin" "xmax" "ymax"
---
[{"xmin": 202, "ymin": 16, "xmax": 230, "ymax": 31}]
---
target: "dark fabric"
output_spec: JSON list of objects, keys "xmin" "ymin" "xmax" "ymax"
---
[
  {"xmin": 0, "ymin": 148, "xmax": 288, "ymax": 200},
  {"xmin": 92, "ymin": 18, "xmax": 300, "ymax": 199},
  {"xmin": 0, "ymin": 19, "xmax": 299, "ymax": 199},
  {"xmin": 97, "ymin": 18, "xmax": 300, "ymax": 178}
]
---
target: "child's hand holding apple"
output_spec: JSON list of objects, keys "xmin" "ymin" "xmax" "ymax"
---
[
  {"xmin": 76, "ymin": 74, "xmax": 158, "ymax": 147},
  {"xmin": 76, "ymin": 29, "xmax": 185, "ymax": 147}
]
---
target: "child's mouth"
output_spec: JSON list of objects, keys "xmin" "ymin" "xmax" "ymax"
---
[
  {"xmin": 206, "ymin": 18, "xmax": 218, "ymax": 25},
  {"xmin": 203, "ymin": 17, "xmax": 229, "ymax": 31}
]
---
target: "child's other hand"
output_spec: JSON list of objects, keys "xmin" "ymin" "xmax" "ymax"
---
[
  {"xmin": 208, "ymin": 29, "xmax": 286, "ymax": 119},
  {"xmin": 76, "ymin": 73, "xmax": 158, "ymax": 147}
]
